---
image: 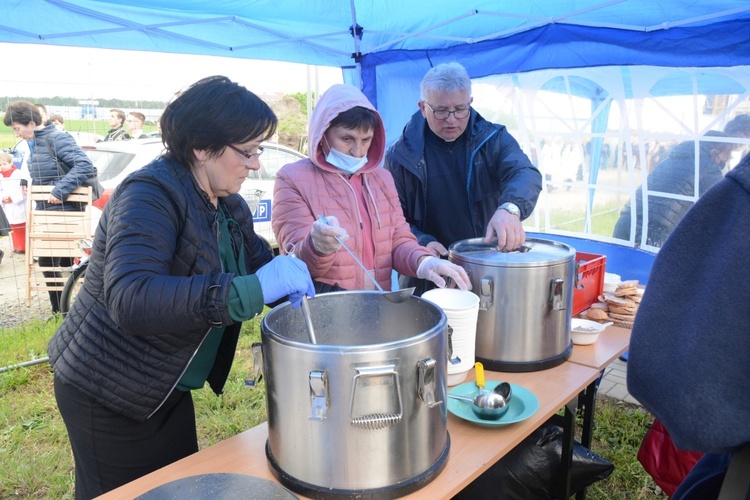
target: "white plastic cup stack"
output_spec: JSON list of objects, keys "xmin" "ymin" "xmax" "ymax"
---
[{"xmin": 421, "ymin": 288, "xmax": 480, "ymax": 386}]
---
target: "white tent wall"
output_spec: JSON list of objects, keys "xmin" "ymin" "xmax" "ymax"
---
[{"xmin": 452, "ymin": 65, "xmax": 750, "ymax": 253}]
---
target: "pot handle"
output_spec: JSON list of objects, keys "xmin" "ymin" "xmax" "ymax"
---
[
  {"xmin": 244, "ymin": 342, "xmax": 264, "ymax": 387},
  {"xmin": 349, "ymin": 365, "xmax": 403, "ymax": 430},
  {"xmin": 417, "ymin": 358, "xmax": 443, "ymax": 408},
  {"xmin": 479, "ymin": 277, "xmax": 493, "ymax": 310},
  {"xmin": 308, "ymin": 370, "xmax": 329, "ymax": 421},
  {"xmin": 447, "ymin": 325, "xmax": 461, "ymax": 365},
  {"xmin": 549, "ymin": 278, "xmax": 565, "ymax": 310}
]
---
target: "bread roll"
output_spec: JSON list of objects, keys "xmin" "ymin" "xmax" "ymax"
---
[{"xmin": 586, "ymin": 308, "xmax": 610, "ymax": 321}]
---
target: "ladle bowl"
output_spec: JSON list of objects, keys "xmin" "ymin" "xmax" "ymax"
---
[{"xmin": 448, "ymin": 382, "xmax": 512, "ymax": 420}]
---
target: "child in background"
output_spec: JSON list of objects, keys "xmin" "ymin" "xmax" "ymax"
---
[{"xmin": 0, "ymin": 151, "xmax": 27, "ymax": 254}]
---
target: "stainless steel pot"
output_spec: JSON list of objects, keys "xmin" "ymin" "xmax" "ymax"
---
[
  {"xmin": 261, "ymin": 291, "xmax": 450, "ymax": 499},
  {"xmin": 449, "ymin": 238, "xmax": 575, "ymax": 372}
]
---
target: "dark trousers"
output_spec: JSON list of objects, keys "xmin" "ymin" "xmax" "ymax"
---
[
  {"xmin": 54, "ymin": 376, "xmax": 199, "ymax": 499},
  {"xmin": 38, "ymin": 256, "xmax": 74, "ymax": 313}
]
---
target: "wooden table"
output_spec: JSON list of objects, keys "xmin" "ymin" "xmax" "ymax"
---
[
  {"xmin": 568, "ymin": 324, "xmax": 631, "ymax": 370},
  {"xmin": 100, "ymin": 361, "xmax": 601, "ymax": 500}
]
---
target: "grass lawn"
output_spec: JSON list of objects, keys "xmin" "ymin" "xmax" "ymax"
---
[
  {"xmin": 0, "ymin": 314, "xmax": 665, "ymax": 499},
  {"xmin": 1, "ymin": 120, "xmax": 158, "ymax": 150}
]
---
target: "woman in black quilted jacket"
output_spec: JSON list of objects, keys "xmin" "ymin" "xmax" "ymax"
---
[
  {"xmin": 3, "ymin": 100, "xmax": 95, "ymax": 312},
  {"xmin": 46, "ymin": 76, "xmax": 315, "ymax": 499}
]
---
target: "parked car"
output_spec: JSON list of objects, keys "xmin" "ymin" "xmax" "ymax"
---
[{"xmin": 83, "ymin": 138, "xmax": 306, "ymax": 249}]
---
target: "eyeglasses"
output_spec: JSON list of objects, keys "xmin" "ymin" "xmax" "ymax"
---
[
  {"xmin": 227, "ymin": 144, "xmax": 264, "ymax": 162},
  {"xmin": 423, "ymin": 101, "xmax": 471, "ymax": 120}
]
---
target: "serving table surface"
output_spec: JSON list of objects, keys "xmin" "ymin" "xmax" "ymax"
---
[
  {"xmin": 567, "ymin": 324, "xmax": 631, "ymax": 370},
  {"xmin": 99, "ymin": 361, "xmax": 601, "ymax": 500}
]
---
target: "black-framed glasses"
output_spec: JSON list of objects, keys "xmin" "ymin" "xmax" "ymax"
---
[
  {"xmin": 227, "ymin": 144, "xmax": 264, "ymax": 161},
  {"xmin": 423, "ymin": 101, "xmax": 471, "ymax": 120}
]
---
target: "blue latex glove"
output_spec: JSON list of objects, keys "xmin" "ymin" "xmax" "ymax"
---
[{"xmin": 255, "ymin": 255, "xmax": 315, "ymax": 308}]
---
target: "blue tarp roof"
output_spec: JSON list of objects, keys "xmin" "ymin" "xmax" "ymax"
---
[
  {"xmin": 4, "ymin": 1, "xmax": 749, "ymax": 140},
  {"xmin": 3, "ymin": 1, "xmax": 750, "ymax": 78}
]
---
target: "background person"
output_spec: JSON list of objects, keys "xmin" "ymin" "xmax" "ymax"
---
[
  {"xmin": 126, "ymin": 111, "xmax": 149, "ymax": 139},
  {"xmin": 723, "ymin": 113, "xmax": 750, "ymax": 171},
  {"xmin": 0, "ymin": 151, "xmax": 26, "ymax": 254},
  {"xmin": 101, "ymin": 108, "xmax": 130, "ymax": 141},
  {"xmin": 272, "ymin": 84, "xmax": 471, "ymax": 293},
  {"xmin": 35, "ymin": 103, "xmax": 51, "ymax": 126},
  {"xmin": 50, "ymin": 114, "xmax": 66, "ymax": 132},
  {"xmin": 385, "ymin": 62, "xmax": 542, "ymax": 294},
  {"xmin": 47, "ymin": 75, "xmax": 315, "ymax": 499},
  {"xmin": 3, "ymin": 100, "xmax": 95, "ymax": 313},
  {"xmin": 627, "ymin": 154, "xmax": 750, "ymax": 499},
  {"xmin": 612, "ymin": 131, "xmax": 733, "ymax": 248}
]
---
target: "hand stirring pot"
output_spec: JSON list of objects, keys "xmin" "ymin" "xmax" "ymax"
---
[{"xmin": 318, "ymin": 215, "xmax": 415, "ymax": 303}]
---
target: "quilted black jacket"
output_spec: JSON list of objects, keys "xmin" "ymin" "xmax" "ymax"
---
[
  {"xmin": 29, "ymin": 124, "xmax": 94, "ymax": 210},
  {"xmin": 48, "ymin": 156, "xmax": 272, "ymax": 422}
]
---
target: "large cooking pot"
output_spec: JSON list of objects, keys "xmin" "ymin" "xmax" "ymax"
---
[
  {"xmin": 449, "ymin": 238, "xmax": 575, "ymax": 372},
  {"xmin": 261, "ymin": 291, "xmax": 450, "ymax": 499}
]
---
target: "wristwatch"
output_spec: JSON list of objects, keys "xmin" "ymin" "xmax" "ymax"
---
[{"xmin": 498, "ymin": 202, "xmax": 521, "ymax": 218}]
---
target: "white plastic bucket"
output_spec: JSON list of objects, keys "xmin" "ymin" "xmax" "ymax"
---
[{"xmin": 421, "ymin": 289, "xmax": 480, "ymax": 386}]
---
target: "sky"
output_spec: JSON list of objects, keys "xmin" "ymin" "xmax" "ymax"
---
[{"xmin": 0, "ymin": 43, "xmax": 344, "ymax": 103}]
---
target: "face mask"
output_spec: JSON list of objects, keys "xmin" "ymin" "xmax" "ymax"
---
[{"xmin": 326, "ymin": 147, "xmax": 368, "ymax": 174}]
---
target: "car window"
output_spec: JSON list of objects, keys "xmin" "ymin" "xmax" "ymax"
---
[
  {"xmin": 86, "ymin": 150, "xmax": 136, "ymax": 183},
  {"xmin": 247, "ymin": 145, "xmax": 305, "ymax": 181}
]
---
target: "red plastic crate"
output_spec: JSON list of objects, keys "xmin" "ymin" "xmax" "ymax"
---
[{"xmin": 572, "ymin": 252, "xmax": 606, "ymax": 316}]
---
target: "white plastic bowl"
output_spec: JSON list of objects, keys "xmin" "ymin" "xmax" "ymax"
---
[{"xmin": 570, "ymin": 318, "xmax": 608, "ymax": 345}]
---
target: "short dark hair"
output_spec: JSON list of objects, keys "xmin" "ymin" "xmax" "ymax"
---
[
  {"xmin": 3, "ymin": 100, "xmax": 42, "ymax": 127},
  {"xmin": 329, "ymin": 106, "xmax": 378, "ymax": 132},
  {"xmin": 110, "ymin": 109, "xmax": 126, "ymax": 126},
  {"xmin": 703, "ymin": 130, "xmax": 733, "ymax": 154},
  {"xmin": 50, "ymin": 114, "xmax": 64, "ymax": 124},
  {"xmin": 160, "ymin": 75, "xmax": 277, "ymax": 169},
  {"xmin": 724, "ymin": 114, "xmax": 750, "ymax": 138}
]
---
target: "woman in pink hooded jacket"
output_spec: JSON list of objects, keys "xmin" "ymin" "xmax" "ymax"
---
[{"xmin": 272, "ymin": 84, "xmax": 470, "ymax": 292}]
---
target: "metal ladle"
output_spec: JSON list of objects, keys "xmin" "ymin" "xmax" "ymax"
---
[
  {"xmin": 284, "ymin": 242, "xmax": 317, "ymax": 344},
  {"xmin": 318, "ymin": 215, "xmax": 415, "ymax": 303},
  {"xmin": 448, "ymin": 382, "xmax": 512, "ymax": 420}
]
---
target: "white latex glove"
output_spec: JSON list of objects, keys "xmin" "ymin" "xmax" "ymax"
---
[
  {"xmin": 416, "ymin": 256, "xmax": 472, "ymax": 290},
  {"xmin": 311, "ymin": 215, "xmax": 349, "ymax": 255}
]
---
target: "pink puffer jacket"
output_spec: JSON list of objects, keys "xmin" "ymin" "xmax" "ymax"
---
[{"xmin": 272, "ymin": 84, "xmax": 429, "ymax": 291}]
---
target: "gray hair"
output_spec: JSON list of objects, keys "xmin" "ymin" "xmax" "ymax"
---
[{"xmin": 420, "ymin": 62, "xmax": 472, "ymax": 101}]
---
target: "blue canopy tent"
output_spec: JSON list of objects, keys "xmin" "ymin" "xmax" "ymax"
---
[{"xmin": 3, "ymin": 0, "xmax": 750, "ymax": 280}]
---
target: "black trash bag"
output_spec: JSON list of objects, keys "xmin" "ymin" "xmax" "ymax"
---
[{"xmin": 453, "ymin": 424, "xmax": 614, "ymax": 500}]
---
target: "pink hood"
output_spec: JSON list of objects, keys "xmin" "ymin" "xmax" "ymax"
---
[{"xmin": 308, "ymin": 84, "xmax": 386, "ymax": 174}]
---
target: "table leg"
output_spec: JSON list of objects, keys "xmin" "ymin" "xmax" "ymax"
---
[
  {"xmin": 575, "ymin": 380, "xmax": 598, "ymax": 500},
  {"xmin": 558, "ymin": 398, "xmax": 577, "ymax": 499}
]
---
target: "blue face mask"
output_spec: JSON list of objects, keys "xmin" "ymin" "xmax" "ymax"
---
[{"xmin": 326, "ymin": 147, "xmax": 368, "ymax": 175}]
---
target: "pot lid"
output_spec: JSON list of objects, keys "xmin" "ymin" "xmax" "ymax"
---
[
  {"xmin": 135, "ymin": 473, "xmax": 297, "ymax": 499},
  {"xmin": 449, "ymin": 238, "xmax": 575, "ymax": 267}
]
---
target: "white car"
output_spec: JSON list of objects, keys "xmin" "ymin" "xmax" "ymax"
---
[{"xmin": 83, "ymin": 138, "xmax": 306, "ymax": 249}]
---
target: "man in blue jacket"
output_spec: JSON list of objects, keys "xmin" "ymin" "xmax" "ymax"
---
[{"xmin": 385, "ymin": 62, "xmax": 541, "ymax": 293}]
